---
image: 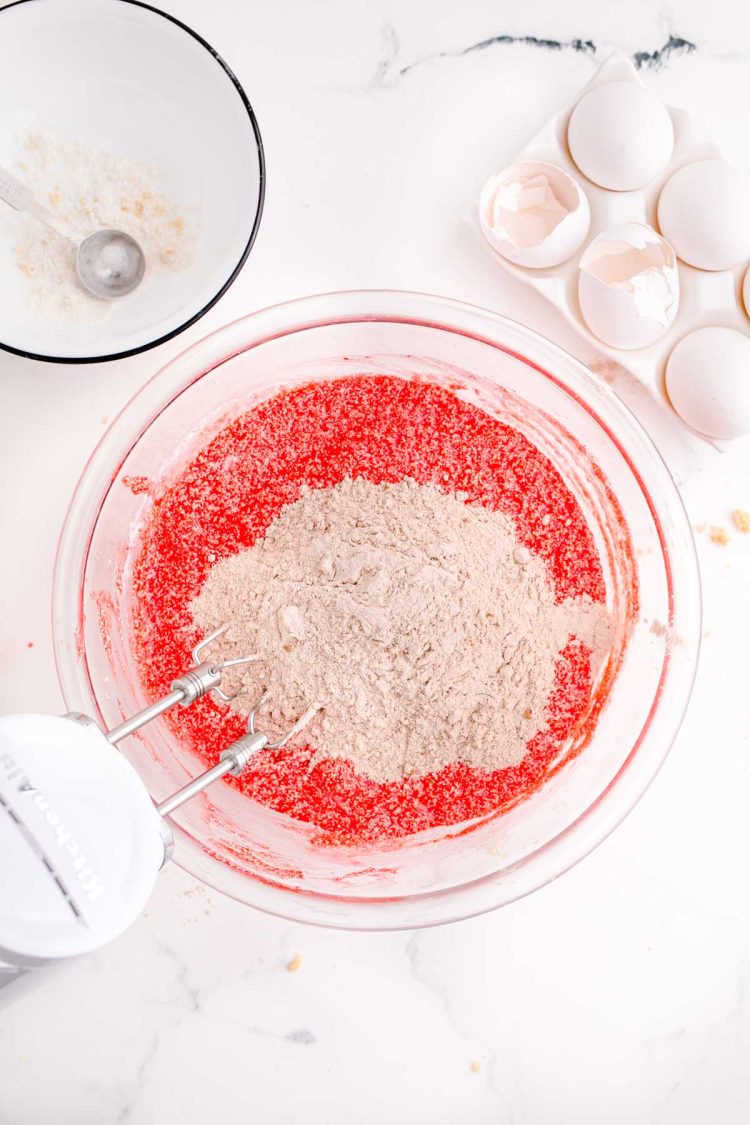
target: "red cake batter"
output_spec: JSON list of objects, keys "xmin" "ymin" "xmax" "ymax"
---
[{"xmin": 132, "ymin": 374, "xmax": 621, "ymax": 845}]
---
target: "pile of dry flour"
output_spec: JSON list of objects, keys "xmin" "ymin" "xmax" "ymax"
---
[
  {"xmin": 13, "ymin": 129, "xmax": 196, "ymax": 324},
  {"xmin": 191, "ymin": 477, "xmax": 610, "ymax": 783}
]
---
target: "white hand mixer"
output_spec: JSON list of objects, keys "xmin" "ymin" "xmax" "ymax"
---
[{"xmin": 0, "ymin": 627, "xmax": 314, "ymax": 998}]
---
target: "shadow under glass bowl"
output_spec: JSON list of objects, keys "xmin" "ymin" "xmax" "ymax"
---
[{"xmin": 53, "ymin": 290, "xmax": 701, "ymax": 929}]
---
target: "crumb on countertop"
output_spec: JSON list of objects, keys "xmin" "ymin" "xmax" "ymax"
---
[
  {"xmin": 470, "ymin": 1060, "xmax": 481, "ymax": 1074},
  {"xmin": 732, "ymin": 509, "xmax": 750, "ymax": 534},
  {"xmin": 709, "ymin": 526, "xmax": 730, "ymax": 546},
  {"xmin": 287, "ymin": 953, "xmax": 303, "ymax": 973}
]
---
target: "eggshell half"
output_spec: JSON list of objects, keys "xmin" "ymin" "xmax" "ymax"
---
[
  {"xmin": 578, "ymin": 223, "xmax": 679, "ymax": 350},
  {"xmin": 479, "ymin": 161, "xmax": 590, "ymax": 269}
]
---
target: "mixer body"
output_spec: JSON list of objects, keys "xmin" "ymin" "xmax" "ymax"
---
[{"xmin": 0, "ymin": 714, "xmax": 169, "ymax": 1001}]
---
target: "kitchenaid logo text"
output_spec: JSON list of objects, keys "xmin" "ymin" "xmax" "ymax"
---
[{"xmin": 0, "ymin": 753, "xmax": 105, "ymax": 901}]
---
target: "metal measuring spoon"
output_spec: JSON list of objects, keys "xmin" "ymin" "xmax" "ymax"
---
[{"xmin": 0, "ymin": 165, "xmax": 145, "ymax": 298}]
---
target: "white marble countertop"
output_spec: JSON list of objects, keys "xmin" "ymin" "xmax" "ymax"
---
[{"xmin": 1, "ymin": 1, "xmax": 750, "ymax": 1121}]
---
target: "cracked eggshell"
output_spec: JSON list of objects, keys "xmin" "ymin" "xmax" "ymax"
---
[
  {"xmin": 568, "ymin": 81, "xmax": 674, "ymax": 191},
  {"xmin": 578, "ymin": 222, "xmax": 679, "ymax": 350},
  {"xmin": 658, "ymin": 159, "xmax": 750, "ymax": 271},
  {"xmin": 479, "ymin": 161, "xmax": 590, "ymax": 269},
  {"xmin": 666, "ymin": 326, "xmax": 750, "ymax": 439}
]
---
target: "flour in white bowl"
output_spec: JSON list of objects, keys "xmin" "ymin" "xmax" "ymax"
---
[{"xmin": 12, "ymin": 129, "xmax": 196, "ymax": 324}]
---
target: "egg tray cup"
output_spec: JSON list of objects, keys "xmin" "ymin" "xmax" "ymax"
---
[{"xmin": 479, "ymin": 51, "xmax": 750, "ymax": 452}]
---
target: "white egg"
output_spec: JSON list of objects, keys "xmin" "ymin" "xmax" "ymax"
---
[
  {"xmin": 578, "ymin": 223, "xmax": 679, "ymax": 349},
  {"xmin": 665, "ymin": 326, "xmax": 750, "ymax": 439},
  {"xmin": 658, "ymin": 159, "xmax": 750, "ymax": 271},
  {"xmin": 743, "ymin": 263, "xmax": 750, "ymax": 319},
  {"xmin": 567, "ymin": 81, "xmax": 674, "ymax": 191},
  {"xmin": 479, "ymin": 161, "xmax": 590, "ymax": 268}
]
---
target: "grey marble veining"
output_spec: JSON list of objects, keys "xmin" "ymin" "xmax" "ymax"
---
[{"xmin": 1, "ymin": 0, "xmax": 750, "ymax": 1122}]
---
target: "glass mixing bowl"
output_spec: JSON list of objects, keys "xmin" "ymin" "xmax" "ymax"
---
[{"xmin": 53, "ymin": 291, "xmax": 701, "ymax": 929}]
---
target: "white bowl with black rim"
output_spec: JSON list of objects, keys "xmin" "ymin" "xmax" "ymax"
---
[{"xmin": 0, "ymin": 0, "xmax": 265, "ymax": 363}]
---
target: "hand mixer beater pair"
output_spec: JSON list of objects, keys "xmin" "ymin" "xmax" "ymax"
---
[
  {"xmin": 0, "ymin": 627, "xmax": 314, "ymax": 995},
  {"xmin": 105, "ymin": 625, "xmax": 315, "ymax": 816}
]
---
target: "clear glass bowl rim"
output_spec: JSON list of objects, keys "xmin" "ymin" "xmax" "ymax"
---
[{"xmin": 52, "ymin": 289, "xmax": 702, "ymax": 929}]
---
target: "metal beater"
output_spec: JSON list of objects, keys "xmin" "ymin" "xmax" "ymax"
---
[
  {"xmin": 103, "ymin": 623, "xmax": 315, "ymax": 816},
  {"xmin": 0, "ymin": 627, "xmax": 316, "ymax": 991}
]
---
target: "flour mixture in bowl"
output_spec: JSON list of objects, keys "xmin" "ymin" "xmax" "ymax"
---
[
  {"xmin": 190, "ymin": 477, "xmax": 611, "ymax": 781},
  {"xmin": 133, "ymin": 374, "xmax": 628, "ymax": 844}
]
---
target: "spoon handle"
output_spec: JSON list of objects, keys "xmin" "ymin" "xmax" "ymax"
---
[{"xmin": 0, "ymin": 165, "xmax": 75, "ymax": 243}]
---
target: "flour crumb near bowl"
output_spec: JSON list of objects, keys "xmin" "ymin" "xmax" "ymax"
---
[
  {"xmin": 693, "ymin": 511, "xmax": 750, "ymax": 545},
  {"xmin": 12, "ymin": 128, "xmax": 197, "ymax": 324},
  {"xmin": 648, "ymin": 618, "xmax": 686, "ymax": 650}
]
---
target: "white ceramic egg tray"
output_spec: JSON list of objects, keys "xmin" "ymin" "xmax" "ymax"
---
[{"xmin": 480, "ymin": 52, "xmax": 750, "ymax": 449}]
